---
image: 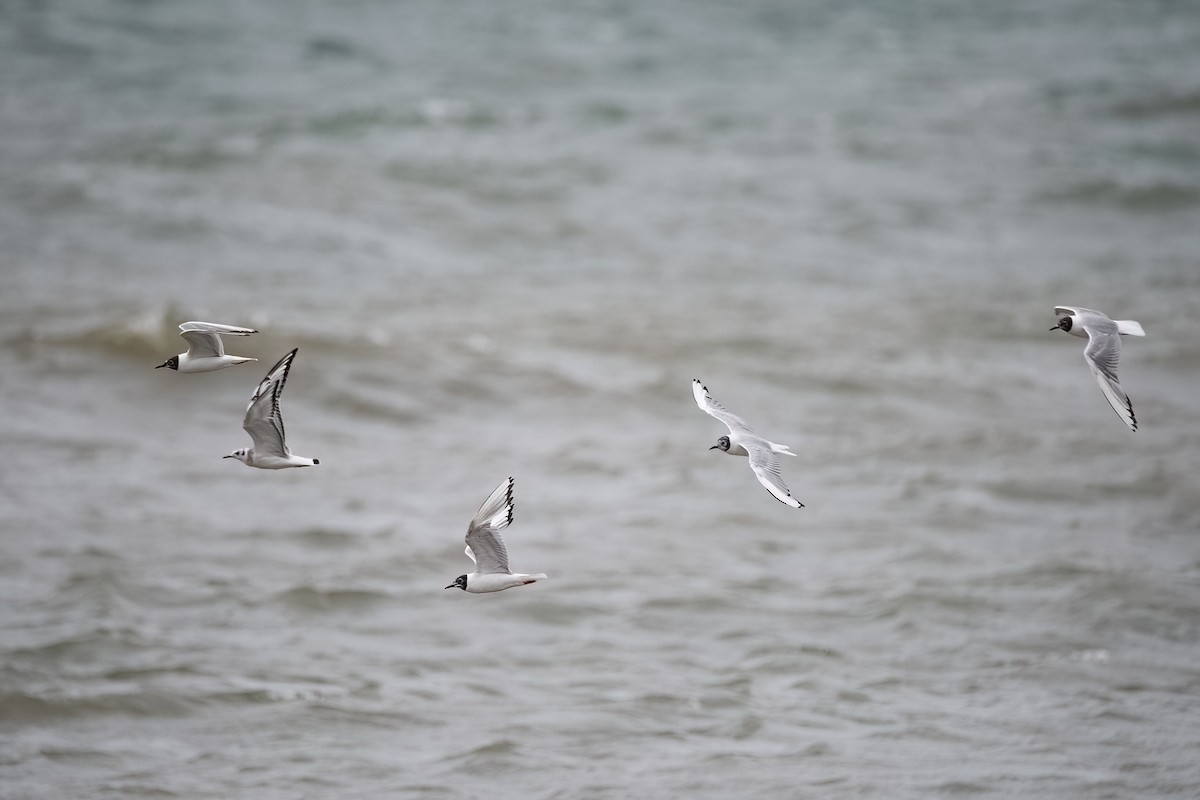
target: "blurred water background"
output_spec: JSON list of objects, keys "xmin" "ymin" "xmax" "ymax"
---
[{"xmin": 2, "ymin": 1, "xmax": 1200, "ymax": 798}]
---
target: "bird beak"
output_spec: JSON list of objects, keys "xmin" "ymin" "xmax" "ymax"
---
[
  {"xmin": 444, "ymin": 584, "xmax": 456, "ymax": 590},
  {"xmin": 154, "ymin": 361, "xmax": 169, "ymax": 369},
  {"xmin": 1049, "ymin": 326, "xmax": 1059, "ymax": 331},
  {"xmin": 222, "ymin": 454, "xmax": 234, "ymax": 459},
  {"xmin": 709, "ymin": 445, "xmax": 719, "ymax": 450}
]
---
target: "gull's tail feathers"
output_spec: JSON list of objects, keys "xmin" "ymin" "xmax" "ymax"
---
[
  {"xmin": 769, "ymin": 441, "xmax": 797, "ymax": 457},
  {"xmin": 1115, "ymin": 320, "xmax": 1145, "ymax": 336}
]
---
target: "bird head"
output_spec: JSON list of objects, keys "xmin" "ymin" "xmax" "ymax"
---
[
  {"xmin": 710, "ymin": 435, "xmax": 731, "ymax": 452},
  {"xmin": 445, "ymin": 575, "xmax": 468, "ymax": 591},
  {"xmin": 155, "ymin": 355, "xmax": 179, "ymax": 370}
]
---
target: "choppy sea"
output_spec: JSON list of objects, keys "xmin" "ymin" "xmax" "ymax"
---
[{"xmin": 2, "ymin": 1, "xmax": 1200, "ymax": 798}]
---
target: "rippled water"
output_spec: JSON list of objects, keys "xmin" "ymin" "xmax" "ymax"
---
[{"xmin": 3, "ymin": 1, "xmax": 1200, "ymax": 798}]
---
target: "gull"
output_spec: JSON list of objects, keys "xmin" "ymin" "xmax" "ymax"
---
[
  {"xmin": 1051, "ymin": 306, "xmax": 1145, "ymax": 432},
  {"xmin": 224, "ymin": 348, "xmax": 320, "ymax": 468},
  {"xmin": 693, "ymin": 379, "xmax": 803, "ymax": 509},
  {"xmin": 155, "ymin": 321, "xmax": 258, "ymax": 372},
  {"xmin": 445, "ymin": 477, "xmax": 547, "ymax": 593}
]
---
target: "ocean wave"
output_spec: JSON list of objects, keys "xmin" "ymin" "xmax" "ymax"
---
[
  {"xmin": 1111, "ymin": 90, "xmax": 1200, "ymax": 119},
  {"xmin": 987, "ymin": 462, "xmax": 1172, "ymax": 504},
  {"xmin": 8, "ymin": 306, "xmax": 194, "ymax": 360},
  {"xmin": 736, "ymin": 647, "xmax": 846, "ymax": 676},
  {"xmin": 16, "ymin": 306, "xmax": 396, "ymax": 362},
  {"xmin": 293, "ymin": 527, "xmax": 373, "ymax": 549},
  {"xmin": 438, "ymin": 738, "xmax": 522, "ymax": 774},
  {"xmin": 0, "ymin": 690, "xmax": 194, "ymax": 722},
  {"xmin": 1037, "ymin": 179, "xmax": 1200, "ymax": 213},
  {"xmin": 322, "ymin": 386, "xmax": 429, "ymax": 427},
  {"xmin": 271, "ymin": 585, "xmax": 393, "ymax": 613},
  {"xmin": 506, "ymin": 600, "xmax": 612, "ymax": 626},
  {"xmin": 0, "ymin": 675, "xmax": 355, "ymax": 724}
]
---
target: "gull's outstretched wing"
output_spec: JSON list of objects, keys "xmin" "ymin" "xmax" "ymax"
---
[
  {"xmin": 242, "ymin": 348, "xmax": 297, "ymax": 457},
  {"xmin": 179, "ymin": 321, "xmax": 256, "ymax": 359},
  {"xmin": 464, "ymin": 477, "xmax": 514, "ymax": 574},
  {"xmin": 745, "ymin": 441, "xmax": 803, "ymax": 508},
  {"xmin": 693, "ymin": 379, "xmax": 758, "ymax": 436},
  {"xmin": 1083, "ymin": 327, "xmax": 1136, "ymax": 432}
]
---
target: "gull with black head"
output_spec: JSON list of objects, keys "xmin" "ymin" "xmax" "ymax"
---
[
  {"xmin": 156, "ymin": 321, "xmax": 257, "ymax": 373},
  {"xmin": 224, "ymin": 348, "xmax": 320, "ymax": 469},
  {"xmin": 693, "ymin": 379, "xmax": 803, "ymax": 509},
  {"xmin": 1050, "ymin": 306, "xmax": 1144, "ymax": 432},
  {"xmin": 446, "ymin": 477, "xmax": 547, "ymax": 594}
]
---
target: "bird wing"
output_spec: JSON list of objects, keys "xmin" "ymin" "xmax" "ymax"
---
[
  {"xmin": 746, "ymin": 440, "xmax": 803, "ymax": 508},
  {"xmin": 1054, "ymin": 306, "xmax": 1108, "ymax": 319},
  {"xmin": 1083, "ymin": 328, "xmax": 1136, "ymax": 431},
  {"xmin": 692, "ymin": 379, "xmax": 758, "ymax": 436},
  {"xmin": 464, "ymin": 477, "xmax": 514, "ymax": 574},
  {"xmin": 242, "ymin": 349, "xmax": 297, "ymax": 457},
  {"xmin": 179, "ymin": 321, "xmax": 256, "ymax": 359},
  {"xmin": 180, "ymin": 330, "xmax": 224, "ymax": 359},
  {"xmin": 180, "ymin": 320, "xmax": 257, "ymax": 336}
]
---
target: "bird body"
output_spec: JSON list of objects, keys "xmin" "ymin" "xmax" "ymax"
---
[
  {"xmin": 1051, "ymin": 306, "xmax": 1144, "ymax": 432},
  {"xmin": 446, "ymin": 477, "xmax": 547, "ymax": 594},
  {"xmin": 225, "ymin": 348, "xmax": 319, "ymax": 469},
  {"xmin": 231, "ymin": 449, "xmax": 319, "ymax": 470},
  {"xmin": 455, "ymin": 572, "xmax": 547, "ymax": 594},
  {"xmin": 171, "ymin": 352, "xmax": 257, "ymax": 373},
  {"xmin": 1056, "ymin": 312, "xmax": 1144, "ymax": 340},
  {"xmin": 717, "ymin": 431, "xmax": 795, "ymax": 459},
  {"xmin": 156, "ymin": 321, "xmax": 257, "ymax": 372}
]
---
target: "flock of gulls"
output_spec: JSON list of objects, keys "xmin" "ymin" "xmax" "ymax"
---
[{"xmin": 157, "ymin": 305, "xmax": 1145, "ymax": 593}]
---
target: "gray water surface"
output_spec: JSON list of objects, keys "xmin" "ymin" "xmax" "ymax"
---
[{"xmin": 2, "ymin": 2, "xmax": 1200, "ymax": 798}]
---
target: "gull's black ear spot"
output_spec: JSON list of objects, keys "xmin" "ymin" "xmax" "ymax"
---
[{"xmin": 312, "ymin": 458, "xmax": 320, "ymax": 465}]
